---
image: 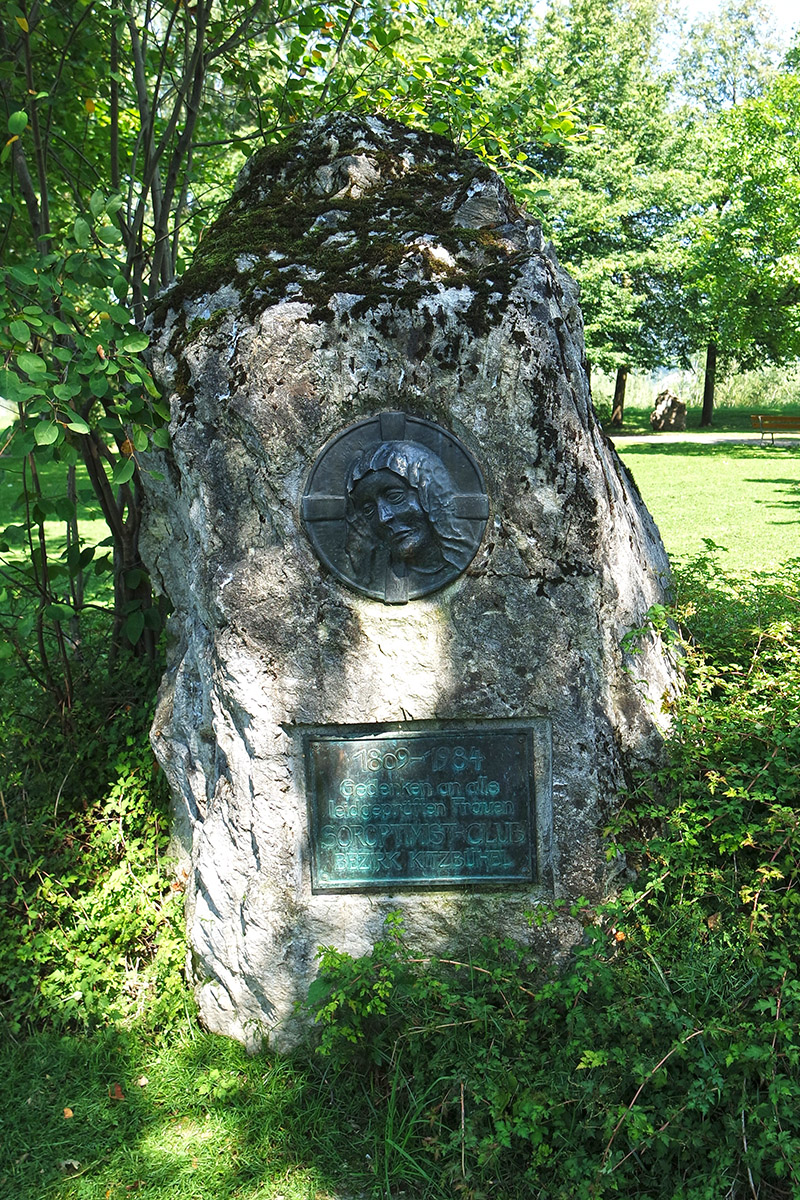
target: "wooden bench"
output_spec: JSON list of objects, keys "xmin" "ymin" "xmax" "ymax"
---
[{"xmin": 750, "ymin": 414, "xmax": 800, "ymax": 442}]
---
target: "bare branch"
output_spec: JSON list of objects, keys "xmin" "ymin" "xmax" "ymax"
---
[{"xmin": 314, "ymin": 1, "xmax": 361, "ymax": 115}]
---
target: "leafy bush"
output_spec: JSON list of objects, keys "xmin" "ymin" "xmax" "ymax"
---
[
  {"xmin": 0, "ymin": 656, "xmax": 189, "ymax": 1039},
  {"xmin": 305, "ymin": 553, "xmax": 800, "ymax": 1200}
]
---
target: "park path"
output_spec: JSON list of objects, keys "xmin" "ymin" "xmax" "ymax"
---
[{"xmin": 609, "ymin": 430, "xmax": 800, "ymax": 447}]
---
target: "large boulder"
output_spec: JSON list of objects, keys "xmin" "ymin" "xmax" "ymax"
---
[
  {"xmin": 141, "ymin": 114, "xmax": 677, "ymax": 1050},
  {"xmin": 650, "ymin": 388, "xmax": 687, "ymax": 432}
]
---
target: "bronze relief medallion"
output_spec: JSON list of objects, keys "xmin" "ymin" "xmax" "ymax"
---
[{"xmin": 302, "ymin": 412, "xmax": 489, "ymax": 603}]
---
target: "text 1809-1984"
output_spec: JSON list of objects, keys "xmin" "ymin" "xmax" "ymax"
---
[{"xmin": 305, "ymin": 726, "xmax": 536, "ymax": 891}]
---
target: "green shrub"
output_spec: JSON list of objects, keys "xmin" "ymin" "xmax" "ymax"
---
[
  {"xmin": 305, "ymin": 553, "xmax": 800, "ymax": 1200},
  {"xmin": 0, "ymin": 658, "xmax": 190, "ymax": 1039}
]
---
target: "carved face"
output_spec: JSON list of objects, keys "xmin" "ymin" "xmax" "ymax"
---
[{"xmin": 349, "ymin": 468, "xmax": 438, "ymax": 564}]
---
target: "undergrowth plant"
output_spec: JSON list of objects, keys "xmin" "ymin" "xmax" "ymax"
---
[
  {"xmin": 0, "ymin": 650, "xmax": 189, "ymax": 1040},
  {"xmin": 305, "ymin": 551, "xmax": 800, "ymax": 1200}
]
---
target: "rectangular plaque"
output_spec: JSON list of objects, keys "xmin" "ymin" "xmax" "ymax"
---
[{"xmin": 304, "ymin": 724, "xmax": 537, "ymax": 892}]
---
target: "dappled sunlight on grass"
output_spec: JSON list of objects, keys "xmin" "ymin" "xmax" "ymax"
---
[
  {"xmin": 0, "ymin": 458, "xmax": 108, "ymax": 566},
  {"xmin": 0, "ymin": 1032, "xmax": 363, "ymax": 1200},
  {"xmin": 616, "ymin": 441, "xmax": 799, "ymax": 572}
]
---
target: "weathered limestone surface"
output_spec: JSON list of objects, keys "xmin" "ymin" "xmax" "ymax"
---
[{"xmin": 141, "ymin": 114, "xmax": 677, "ymax": 1050}]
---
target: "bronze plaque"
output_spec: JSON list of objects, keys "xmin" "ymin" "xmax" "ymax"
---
[
  {"xmin": 302, "ymin": 412, "xmax": 489, "ymax": 604},
  {"xmin": 305, "ymin": 725, "xmax": 536, "ymax": 892}
]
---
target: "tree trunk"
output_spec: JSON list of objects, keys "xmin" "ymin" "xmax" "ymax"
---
[
  {"xmin": 701, "ymin": 342, "xmax": 717, "ymax": 427},
  {"xmin": 611, "ymin": 364, "xmax": 629, "ymax": 427}
]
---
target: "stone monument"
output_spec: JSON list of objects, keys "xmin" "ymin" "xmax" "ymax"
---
[
  {"xmin": 141, "ymin": 114, "xmax": 677, "ymax": 1050},
  {"xmin": 650, "ymin": 388, "xmax": 687, "ymax": 432}
]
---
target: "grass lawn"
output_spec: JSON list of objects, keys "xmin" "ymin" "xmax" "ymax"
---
[
  {"xmin": 600, "ymin": 398, "xmax": 800, "ymax": 437},
  {"xmin": 614, "ymin": 439, "xmax": 800, "ymax": 573},
  {"xmin": 0, "ymin": 1031, "xmax": 354, "ymax": 1200},
  {"xmin": 0, "ymin": 457, "xmax": 109, "ymax": 561}
]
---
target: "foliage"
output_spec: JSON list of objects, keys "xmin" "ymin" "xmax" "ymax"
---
[
  {"xmin": 373, "ymin": 0, "xmax": 581, "ymax": 167},
  {"xmin": 0, "ymin": 651, "xmax": 188, "ymax": 1039},
  {"xmin": 0, "ymin": 0, "xmax": 581, "ymax": 708},
  {"xmin": 593, "ymin": 360, "xmax": 800, "ymax": 417},
  {"xmin": 0, "ymin": 244, "xmax": 169, "ymax": 700},
  {"xmin": 0, "ymin": 466, "xmax": 799, "ymax": 1198},
  {"xmin": 523, "ymin": 0, "xmax": 704, "ymax": 383},
  {"xmin": 306, "ymin": 553, "xmax": 800, "ymax": 1199},
  {"xmin": 523, "ymin": 0, "xmax": 800, "ymax": 425},
  {"xmin": 532, "ymin": 0, "xmax": 671, "ymax": 145},
  {"xmin": 678, "ymin": 0, "xmax": 784, "ymax": 111},
  {"xmin": 678, "ymin": 70, "xmax": 800, "ymax": 376}
]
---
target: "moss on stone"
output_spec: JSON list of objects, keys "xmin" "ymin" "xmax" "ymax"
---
[
  {"xmin": 149, "ymin": 115, "xmax": 532, "ymax": 337},
  {"xmin": 186, "ymin": 309, "xmax": 229, "ymax": 340}
]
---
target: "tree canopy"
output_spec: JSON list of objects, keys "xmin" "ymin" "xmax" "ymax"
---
[{"xmin": 1, "ymin": 0, "xmax": 799, "ymax": 703}]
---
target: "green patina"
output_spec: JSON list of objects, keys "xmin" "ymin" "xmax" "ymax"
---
[{"xmin": 150, "ymin": 117, "xmax": 532, "ymax": 343}]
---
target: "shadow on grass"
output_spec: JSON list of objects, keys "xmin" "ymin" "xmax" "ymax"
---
[
  {"xmin": 611, "ymin": 441, "xmax": 800, "ymax": 460},
  {"xmin": 0, "ymin": 1028, "xmax": 372, "ymax": 1200},
  {"xmin": 744, "ymin": 475, "xmax": 800, "ymax": 521},
  {"xmin": 615, "ymin": 443, "xmax": 800, "ymax": 523}
]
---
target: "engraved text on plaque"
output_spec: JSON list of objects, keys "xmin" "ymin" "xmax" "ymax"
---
[{"xmin": 305, "ymin": 725, "xmax": 536, "ymax": 892}]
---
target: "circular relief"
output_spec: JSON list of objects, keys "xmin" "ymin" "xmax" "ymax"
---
[{"xmin": 301, "ymin": 411, "xmax": 489, "ymax": 604}]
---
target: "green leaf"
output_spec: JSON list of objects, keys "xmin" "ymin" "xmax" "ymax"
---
[
  {"xmin": 121, "ymin": 332, "xmax": 149, "ymax": 352},
  {"xmin": 53, "ymin": 383, "xmax": 81, "ymax": 401},
  {"xmin": 112, "ymin": 457, "xmax": 136, "ymax": 486},
  {"xmin": 17, "ymin": 351, "xmax": 47, "ymax": 377},
  {"xmin": 9, "ymin": 265, "xmax": 37, "ymax": 286},
  {"xmin": 123, "ymin": 610, "xmax": 145, "ymax": 645},
  {"xmin": 73, "ymin": 217, "xmax": 91, "ymax": 248},
  {"xmin": 151, "ymin": 427, "xmax": 170, "ymax": 449},
  {"xmin": 44, "ymin": 602, "xmax": 75, "ymax": 623},
  {"xmin": 96, "ymin": 225, "xmax": 122, "ymax": 245},
  {"xmin": 0, "ymin": 368, "xmax": 24, "ymax": 404},
  {"xmin": 64, "ymin": 411, "xmax": 90, "ymax": 434},
  {"xmin": 8, "ymin": 111, "xmax": 28, "ymax": 136},
  {"xmin": 106, "ymin": 303, "xmax": 131, "ymax": 324},
  {"xmin": 54, "ymin": 496, "xmax": 77, "ymax": 521},
  {"xmin": 132, "ymin": 428, "xmax": 149, "ymax": 452},
  {"xmin": 111, "ymin": 275, "xmax": 128, "ymax": 300},
  {"xmin": 9, "ymin": 319, "xmax": 30, "ymax": 342},
  {"xmin": 34, "ymin": 422, "xmax": 59, "ymax": 446},
  {"xmin": 89, "ymin": 189, "xmax": 105, "ymax": 218}
]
